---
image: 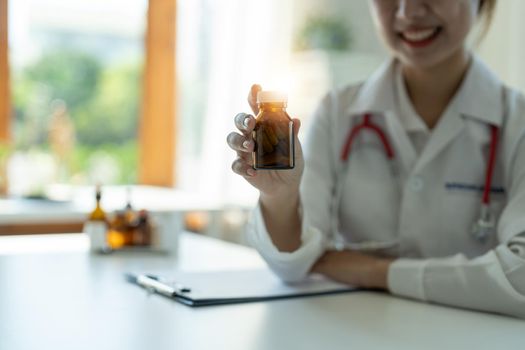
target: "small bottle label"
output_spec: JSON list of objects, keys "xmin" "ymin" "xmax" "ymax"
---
[
  {"xmin": 84, "ymin": 221, "xmax": 108, "ymax": 252},
  {"xmin": 253, "ymin": 118, "xmax": 294, "ymax": 169}
]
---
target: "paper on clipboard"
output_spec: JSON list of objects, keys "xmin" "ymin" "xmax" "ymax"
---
[{"xmin": 126, "ymin": 268, "xmax": 357, "ymax": 306}]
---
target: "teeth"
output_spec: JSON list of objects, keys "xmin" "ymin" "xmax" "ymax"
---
[{"xmin": 402, "ymin": 28, "xmax": 437, "ymax": 42}]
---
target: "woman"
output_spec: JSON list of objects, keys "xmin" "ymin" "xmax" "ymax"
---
[{"xmin": 227, "ymin": 0, "xmax": 525, "ymax": 318}]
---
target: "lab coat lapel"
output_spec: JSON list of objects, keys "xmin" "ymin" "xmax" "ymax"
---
[
  {"xmin": 412, "ymin": 56, "xmax": 503, "ymax": 175},
  {"xmin": 412, "ymin": 110, "xmax": 465, "ymax": 175},
  {"xmin": 346, "ymin": 59, "xmax": 417, "ymax": 175},
  {"xmin": 384, "ymin": 111, "xmax": 418, "ymax": 173}
]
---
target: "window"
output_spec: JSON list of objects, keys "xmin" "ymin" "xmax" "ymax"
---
[{"xmin": 8, "ymin": 0, "xmax": 148, "ymax": 196}]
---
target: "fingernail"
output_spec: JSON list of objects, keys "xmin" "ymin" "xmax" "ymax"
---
[
  {"xmin": 243, "ymin": 140, "xmax": 250, "ymax": 149},
  {"xmin": 247, "ymin": 168, "xmax": 255, "ymax": 177},
  {"xmin": 243, "ymin": 118, "xmax": 250, "ymax": 128}
]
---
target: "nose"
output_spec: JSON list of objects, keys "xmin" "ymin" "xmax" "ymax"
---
[{"xmin": 396, "ymin": 0, "xmax": 428, "ymax": 20}]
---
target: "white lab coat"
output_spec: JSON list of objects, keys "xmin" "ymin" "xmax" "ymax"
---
[{"xmin": 246, "ymin": 55, "xmax": 525, "ymax": 318}]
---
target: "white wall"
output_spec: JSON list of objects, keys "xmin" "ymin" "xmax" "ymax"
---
[
  {"xmin": 477, "ymin": 0, "xmax": 525, "ymax": 93},
  {"xmin": 291, "ymin": 0, "xmax": 387, "ymax": 56},
  {"xmin": 288, "ymin": 0, "xmax": 387, "ymax": 126},
  {"xmin": 293, "ymin": 0, "xmax": 525, "ymax": 94}
]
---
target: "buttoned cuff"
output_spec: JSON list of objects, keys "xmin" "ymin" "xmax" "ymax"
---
[
  {"xmin": 500, "ymin": 217, "xmax": 525, "ymax": 243},
  {"xmin": 245, "ymin": 203, "xmax": 324, "ymax": 283},
  {"xmin": 387, "ymin": 259, "xmax": 428, "ymax": 301}
]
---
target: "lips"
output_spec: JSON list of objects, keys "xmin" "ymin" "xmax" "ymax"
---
[{"xmin": 398, "ymin": 27, "xmax": 442, "ymax": 48}]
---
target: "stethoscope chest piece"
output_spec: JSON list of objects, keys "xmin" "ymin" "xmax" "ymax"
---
[{"xmin": 471, "ymin": 204, "xmax": 496, "ymax": 244}]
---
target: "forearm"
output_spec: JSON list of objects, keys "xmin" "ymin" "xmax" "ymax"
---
[
  {"xmin": 311, "ymin": 250, "xmax": 394, "ymax": 289},
  {"xmin": 369, "ymin": 258, "xmax": 392, "ymax": 289},
  {"xmin": 259, "ymin": 190, "xmax": 302, "ymax": 252}
]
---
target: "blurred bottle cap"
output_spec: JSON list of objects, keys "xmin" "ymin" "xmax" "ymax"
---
[{"xmin": 257, "ymin": 91, "xmax": 287, "ymax": 104}]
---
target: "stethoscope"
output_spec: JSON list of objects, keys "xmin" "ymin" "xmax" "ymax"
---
[{"xmin": 329, "ymin": 112, "xmax": 499, "ymax": 251}]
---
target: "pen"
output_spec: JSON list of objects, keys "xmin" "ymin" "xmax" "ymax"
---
[{"xmin": 136, "ymin": 274, "xmax": 191, "ymax": 297}]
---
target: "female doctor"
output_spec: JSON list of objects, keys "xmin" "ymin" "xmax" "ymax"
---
[{"xmin": 227, "ymin": 0, "xmax": 525, "ymax": 318}]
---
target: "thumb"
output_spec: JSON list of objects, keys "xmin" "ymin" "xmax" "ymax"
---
[{"xmin": 248, "ymin": 84, "xmax": 262, "ymax": 115}]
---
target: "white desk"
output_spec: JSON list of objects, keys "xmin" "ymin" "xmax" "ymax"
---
[{"xmin": 0, "ymin": 233, "xmax": 523, "ymax": 350}]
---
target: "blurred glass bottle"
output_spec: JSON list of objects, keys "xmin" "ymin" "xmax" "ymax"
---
[
  {"xmin": 107, "ymin": 211, "xmax": 127, "ymax": 249},
  {"xmin": 123, "ymin": 186, "xmax": 140, "ymax": 245},
  {"xmin": 135, "ymin": 210, "xmax": 152, "ymax": 246},
  {"xmin": 124, "ymin": 186, "xmax": 136, "ymax": 223},
  {"xmin": 84, "ymin": 184, "xmax": 109, "ymax": 252}
]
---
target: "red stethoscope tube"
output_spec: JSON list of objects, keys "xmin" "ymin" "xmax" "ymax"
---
[
  {"xmin": 483, "ymin": 125, "xmax": 499, "ymax": 205},
  {"xmin": 340, "ymin": 114, "xmax": 395, "ymax": 161},
  {"xmin": 340, "ymin": 113, "xmax": 499, "ymax": 205}
]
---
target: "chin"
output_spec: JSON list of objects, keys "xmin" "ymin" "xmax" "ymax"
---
[
  {"xmin": 397, "ymin": 54, "xmax": 446, "ymax": 70},
  {"xmin": 395, "ymin": 46, "xmax": 464, "ymax": 71}
]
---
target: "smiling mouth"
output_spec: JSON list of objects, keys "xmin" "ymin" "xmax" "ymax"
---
[{"xmin": 398, "ymin": 27, "xmax": 442, "ymax": 47}]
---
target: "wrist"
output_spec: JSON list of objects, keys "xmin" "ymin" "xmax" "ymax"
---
[
  {"xmin": 368, "ymin": 258, "xmax": 394, "ymax": 290},
  {"xmin": 260, "ymin": 187, "xmax": 300, "ymax": 205},
  {"xmin": 258, "ymin": 188, "xmax": 302, "ymax": 253}
]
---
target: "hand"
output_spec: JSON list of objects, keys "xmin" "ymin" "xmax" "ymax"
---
[
  {"xmin": 311, "ymin": 250, "xmax": 394, "ymax": 290},
  {"xmin": 226, "ymin": 84, "xmax": 304, "ymax": 197}
]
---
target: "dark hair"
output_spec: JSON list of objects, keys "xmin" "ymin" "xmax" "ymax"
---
[{"xmin": 478, "ymin": 0, "xmax": 497, "ymax": 40}]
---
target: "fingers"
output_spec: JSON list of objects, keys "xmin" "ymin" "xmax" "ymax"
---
[
  {"xmin": 231, "ymin": 157, "xmax": 256, "ymax": 177},
  {"xmin": 226, "ymin": 131, "xmax": 254, "ymax": 152},
  {"xmin": 234, "ymin": 112, "xmax": 256, "ymax": 135},
  {"xmin": 228, "ymin": 112, "xmax": 256, "ymax": 177},
  {"xmin": 248, "ymin": 84, "xmax": 262, "ymax": 115}
]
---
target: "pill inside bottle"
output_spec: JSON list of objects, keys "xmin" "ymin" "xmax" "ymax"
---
[{"xmin": 252, "ymin": 91, "xmax": 295, "ymax": 169}]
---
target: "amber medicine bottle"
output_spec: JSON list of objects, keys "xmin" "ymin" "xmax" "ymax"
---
[{"xmin": 252, "ymin": 91, "xmax": 295, "ymax": 169}]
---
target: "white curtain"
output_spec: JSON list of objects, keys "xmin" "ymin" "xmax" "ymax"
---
[{"xmin": 177, "ymin": 0, "xmax": 294, "ymax": 206}]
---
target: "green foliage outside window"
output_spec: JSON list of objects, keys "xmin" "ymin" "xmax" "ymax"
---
[
  {"xmin": 12, "ymin": 49, "xmax": 142, "ymax": 184},
  {"xmin": 294, "ymin": 16, "xmax": 352, "ymax": 52}
]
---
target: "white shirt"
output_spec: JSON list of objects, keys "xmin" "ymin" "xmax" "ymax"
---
[
  {"xmin": 246, "ymin": 55, "xmax": 525, "ymax": 318},
  {"xmin": 394, "ymin": 62, "xmax": 430, "ymax": 155}
]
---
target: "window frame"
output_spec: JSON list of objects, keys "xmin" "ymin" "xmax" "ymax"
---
[
  {"xmin": 0, "ymin": 0, "xmax": 178, "ymax": 234},
  {"xmin": 139, "ymin": 0, "xmax": 178, "ymax": 187},
  {"xmin": 0, "ymin": 0, "xmax": 9, "ymax": 196}
]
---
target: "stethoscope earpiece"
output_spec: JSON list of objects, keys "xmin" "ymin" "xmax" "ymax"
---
[{"xmin": 471, "ymin": 204, "xmax": 496, "ymax": 244}]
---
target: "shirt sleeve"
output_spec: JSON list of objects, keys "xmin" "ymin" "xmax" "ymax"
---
[
  {"xmin": 388, "ymin": 237, "xmax": 525, "ymax": 319},
  {"xmin": 388, "ymin": 111, "xmax": 525, "ymax": 319},
  {"xmin": 244, "ymin": 92, "xmax": 340, "ymax": 282},
  {"xmin": 245, "ymin": 201, "xmax": 324, "ymax": 283}
]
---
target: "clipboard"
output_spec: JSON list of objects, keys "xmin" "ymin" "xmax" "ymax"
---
[{"xmin": 126, "ymin": 269, "xmax": 358, "ymax": 307}]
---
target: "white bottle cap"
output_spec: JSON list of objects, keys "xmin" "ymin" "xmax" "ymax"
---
[{"xmin": 256, "ymin": 91, "xmax": 288, "ymax": 104}]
